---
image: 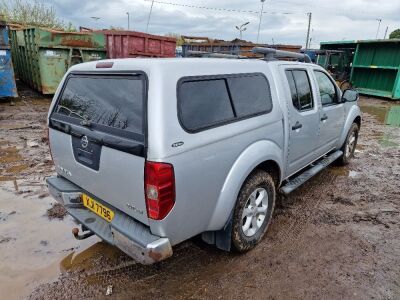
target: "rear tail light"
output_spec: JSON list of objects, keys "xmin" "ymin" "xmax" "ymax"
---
[{"xmin": 144, "ymin": 161, "xmax": 175, "ymax": 220}]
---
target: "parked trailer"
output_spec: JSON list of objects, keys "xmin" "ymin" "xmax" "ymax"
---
[
  {"xmin": 181, "ymin": 36, "xmax": 301, "ymax": 58},
  {"xmin": 0, "ymin": 21, "xmax": 18, "ymax": 98},
  {"xmin": 103, "ymin": 30, "xmax": 176, "ymax": 58},
  {"xmin": 10, "ymin": 27, "xmax": 106, "ymax": 94}
]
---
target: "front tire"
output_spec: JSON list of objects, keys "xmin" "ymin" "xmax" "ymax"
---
[
  {"xmin": 231, "ymin": 170, "xmax": 275, "ymax": 252},
  {"xmin": 337, "ymin": 123, "xmax": 359, "ymax": 165}
]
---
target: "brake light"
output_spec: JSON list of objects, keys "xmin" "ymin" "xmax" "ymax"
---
[
  {"xmin": 144, "ymin": 161, "xmax": 175, "ymax": 220},
  {"xmin": 96, "ymin": 62, "xmax": 113, "ymax": 68}
]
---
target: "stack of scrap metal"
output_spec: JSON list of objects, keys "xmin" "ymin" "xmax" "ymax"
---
[{"xmin": 181, "ymin": 35, "xmax": 301, "ymax": 58}]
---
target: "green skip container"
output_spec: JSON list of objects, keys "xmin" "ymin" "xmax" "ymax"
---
[
  {"xmin": 10, "ymin": 27, "xmax": 106, "ymax": 94},
  {"xmin": 351, "ymin": 39, "xmax": 400, "ymax": 100}
]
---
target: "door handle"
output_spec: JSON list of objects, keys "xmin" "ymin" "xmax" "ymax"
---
[
  {"xmin": 292, "ymin": 121, "xmax": 303, "ymax": 130},
  {"xmin": 321, "ymin": 114, "xmax": 328, "ymax": 121}
]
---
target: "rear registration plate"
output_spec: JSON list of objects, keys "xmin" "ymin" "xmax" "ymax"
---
[{"xmin": 82, "ymin": 194, "xmax": 114, "ymax": 222}]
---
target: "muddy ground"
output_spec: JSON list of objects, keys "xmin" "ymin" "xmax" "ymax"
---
[{"xmin": 0, "ymin": 85, "xmax": 399, "ymax": 300}]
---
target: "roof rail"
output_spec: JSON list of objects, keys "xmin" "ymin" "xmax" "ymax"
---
[
  {"xmin": 252, "ymin": 47, "xmax": 312, "ymax": 63},
  {"xmin": 185, "ymin": 48, "xmax": 311, "ymax": 62},
  {"xmin": 186, "ymin": 50, "xmax": 247, "ymax": 59}
]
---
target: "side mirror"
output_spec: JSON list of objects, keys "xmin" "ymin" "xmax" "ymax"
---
[{"xmin": 342, "ymin": 89, "xmax": 359, "ymax": 102}]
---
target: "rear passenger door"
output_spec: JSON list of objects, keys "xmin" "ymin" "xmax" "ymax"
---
[
  {"xmin": 312, "ymin": 70, "xmax": 346, "ymax": 156},
  {"xmin": 283, "ymin": 68, "xmax": 320, "ymax": 176}
]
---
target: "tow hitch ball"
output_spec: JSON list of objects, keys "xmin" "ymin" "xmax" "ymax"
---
[{"xmin": 72, "ymin": 227, "xmax": 94, "ymax": 240}]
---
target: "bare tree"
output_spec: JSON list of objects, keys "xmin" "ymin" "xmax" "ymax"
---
[{"xmin": 0, "ymin": 0, "xmax": 65, "ymax": 29}]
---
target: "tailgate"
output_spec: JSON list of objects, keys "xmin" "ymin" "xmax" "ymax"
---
[{"xmin": 49, "ymin": 72, "xmax": 149, "ymax": 225}]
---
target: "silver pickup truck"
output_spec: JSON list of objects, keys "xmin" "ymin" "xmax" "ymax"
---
[{"xmin": 46, "ymin": 48, "xmax": 361, "ymax": 264}]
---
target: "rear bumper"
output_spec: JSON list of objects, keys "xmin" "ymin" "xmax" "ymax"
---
[{"xmin": 46, "ymin": 176, "xmax": 172, "ymax": 265}]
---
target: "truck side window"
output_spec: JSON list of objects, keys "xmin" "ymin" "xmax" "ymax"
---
[
  {"xmin": 179, "ymin": 79, "xmax": 234, "ymax": 131},
  {"xmin": 227, "ymin": 75, "xmax": 272, "ymax": 118},
  {"xmin": 314, "ymin": 71, "xmax": 338, "ymax": 106},
  {"xmin": 285, "ymin": 70, "xmax": 314, "ymax": 111},
  {"xmin": 178, "ymin": 73, "xmax": 272, "ymax": 132}
]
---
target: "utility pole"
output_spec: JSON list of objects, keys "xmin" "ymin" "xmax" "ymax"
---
[
  {"xmin": 257, "ymin": 0, "xmax": 266, "ymax": 44},
  {"xmin": 305, "ymin": 12, "xmax": 312, "ymax": 49},
  {"xmin": 375, "ymin": 19, "xmax": 382, "ymax": 39},
  {"xmin": 384, "ymin": 26, "xmax": 389, "ymax": 39},
  {"xmin": 126, "ymin": 12, "xmax": 130, "ymax": 30},
  {"xmin": 146, "ymin": 0, "xmax": 155, "ymax": 33}
]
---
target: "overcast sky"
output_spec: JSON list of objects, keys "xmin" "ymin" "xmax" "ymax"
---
[{"xmin": 48, "ymin": 0, "xmax": 399, "ymax": 48}]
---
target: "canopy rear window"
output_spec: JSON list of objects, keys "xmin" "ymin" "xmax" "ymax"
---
[{"xmin": 53, "ymin": 74, "xmax": 145, "ymax": 139}]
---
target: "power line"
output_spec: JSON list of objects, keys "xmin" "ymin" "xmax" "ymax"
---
[
  {"xmin": 144, "ymin": 0, "xmax": 391, "ymax": 20},
  {"xmin": 143, "ymin": 0, "xmax": 300, "ymax": 15},
  {"xmin": 146, "ymin": 0, "xmax": 155, "ymax": 32},
  {"xmin": 272, "ymin": 0, "xmax": 389, "ymax": 18}
]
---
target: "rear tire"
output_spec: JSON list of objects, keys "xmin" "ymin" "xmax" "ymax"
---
[
  {"xmin": 231, "ymin": 170, "xmax": 275, "ymax": 252},
  {"xmin": 337, "ymin": 123, "xmax": 359, "ymax": 165}
]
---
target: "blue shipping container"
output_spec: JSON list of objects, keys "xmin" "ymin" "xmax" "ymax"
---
[{"xmin": 0, "ymin": 21, "xmax": 18, "ymax": 98}]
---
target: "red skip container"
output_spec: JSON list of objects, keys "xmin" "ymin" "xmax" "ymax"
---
[{"xmin": 103, "ymin": 30, "xmax": 176, "ymax": 59}]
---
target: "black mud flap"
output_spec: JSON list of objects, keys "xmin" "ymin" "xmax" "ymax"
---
[{"xmin": 201, "ymin": 210, "xmax": 234, "ymax": 252}]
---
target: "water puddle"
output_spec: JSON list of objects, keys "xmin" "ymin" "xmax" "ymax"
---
[
  {"xmin": 0, "ymin": 188, "xmax": 102, "ymax": 300},
  {"xmin": 348, "ymin": 171, "xmax": 360, "ymax": 178},
  {"xmin": 1, "ymin": 90, "xmax": 126, "ymax": 299},
  {"xmin": 0, "ymin": 143, "xmax": 41, "ymax": 186},
  {"xmin": 329, "ymin": 167, "xmax": 360, "ymax": 178},
  {"xmin": 60, "ymin": 242, "xmax": 125, "ymax": 273},
  {"xmin": 6, "ymin": 163, "xmax": 29, "ymax": 173},
  {"xmin": 0, "ymin": 176, "xmax": 17, "ymax": 182},
  {"xmin": 356, "ymin": 144, "xmax": 366, "ymax": 151},
  {"xmin": 360, "ymin": 105, "xmax": 388, "ymax": 124},
  {"xmin": 360, "ymin": 102, "xmax": 400, "ymax": 148},
  {"xmin": 329, "ymin": 167, "xmax": 349, "ymax": 177},
  {"xmin": 360, "ymin": 104, "xmax": 400, "ymax": 127},
  {"xmin": 0, "ymin": 146, "xmax": 22, "ymax": 164}
]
